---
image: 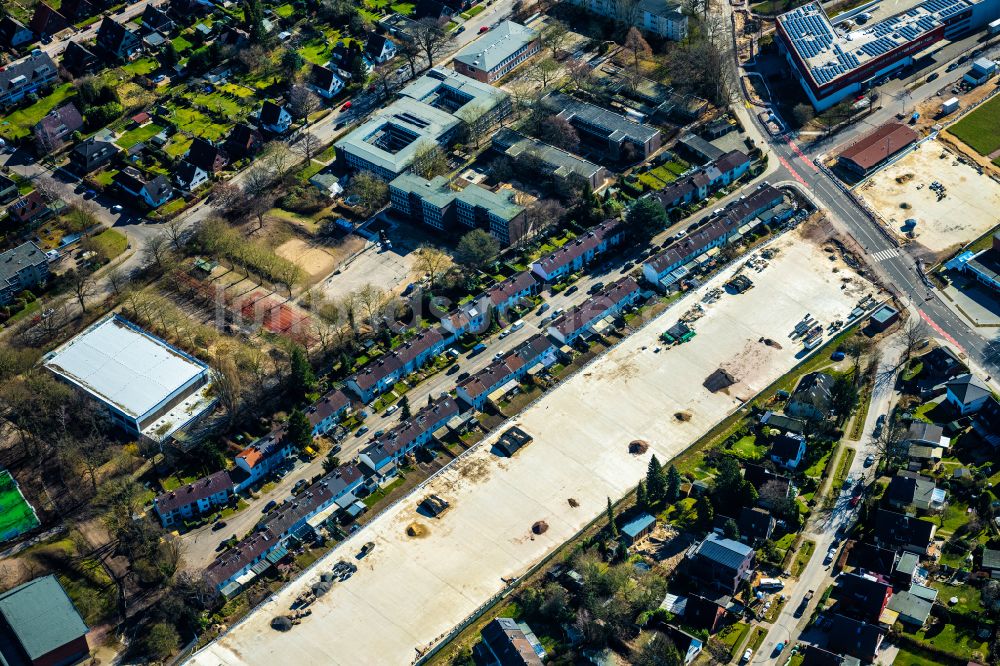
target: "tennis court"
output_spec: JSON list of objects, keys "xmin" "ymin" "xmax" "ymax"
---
[{"xmin": 0, "ymin": 471, "xmax": 39, "ymax": 542}]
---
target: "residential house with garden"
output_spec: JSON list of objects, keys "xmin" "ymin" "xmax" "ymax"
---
[
  {"xmin": 70, "ymin": 136, "xmax": 119, "ymax": 174},
  {"xmin": 0, "ymin": 242, "xmax": 50, "ymax": 306},
  {"xmin": 95, "ymin": 18, "xmax": 142, "ymax": 61},
  {"xmin": 153, "ymin": 469, "xmax": 235, "ymax": 527},
  {"xmin": 358, "ymin": 397, "xmax": 459, "ymax": 487},
  {"xmin": 945, "ymin": 373, "xmax": 992, "ymax": 415},
  {"xmin": 259, "ymin": 101, "xmax": 293, "ymax": 135},
  {"xmin": 456, "ymin": 334, "xmax": 553, "ymax": 409},
  {"xmin": 0, "ymin": 50, "xmax": 58, "ymax": 108},
  {"xmin": 530, "ymin": 219, "xmax": 624, "ymax": 282},
  {"xmin": 547, "ymin": 277, "xmax": 641, "ymax": 345},
  {"xmin": 684, "ymin": 533, "xmax": 755, "ymax": 596},
  {"xmin": 113, "ymin": 168, "xmax": 174, "ymax": 209}
]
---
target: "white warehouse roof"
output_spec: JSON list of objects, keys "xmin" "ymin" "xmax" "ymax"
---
[{"xmin": 44, "ymin": 314, "xmax": 209, "ymax": 421}]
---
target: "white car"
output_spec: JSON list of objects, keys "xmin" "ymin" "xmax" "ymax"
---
[
  {"xmin": 110, "ymin": 204, "xmax": 123, "ymax": 212},
  {"xmin": 384, "ymin": 405, "xmax": 398, "ymax": 416},
  {"xmin": 741, "ymin": 648, "xmax": 752, "ymax": 664}
]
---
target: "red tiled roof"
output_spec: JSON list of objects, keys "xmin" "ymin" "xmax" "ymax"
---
[{"xmin": 838, "ymin": 122, "xmax": 918, "ymax": 171}]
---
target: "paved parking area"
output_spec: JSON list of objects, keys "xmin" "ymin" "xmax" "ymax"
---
[{"xmin": 188, "ymin": 223, "xmax": 878, "ymax": 666}]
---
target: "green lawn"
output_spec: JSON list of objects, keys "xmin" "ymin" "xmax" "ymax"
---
[
  {"xmin": 122, "ymin": 57, "xmax": 159, "ymax": 76},
  {"xmin": 0, "ymin": 83, "xmax": 76, "ymax": 140},
  {"xmin": 791, "ymin": 539, "xmax": 815, "ymax": 577},
  {"xmin": 893, "ymin": 646, "xmax": 944, "ymax": 666},
  {"xmin": 273, "ymin": 2, "xmax": 294, "ymax": 17},
  {"xmin": 87, "ymin": 229, "xmax": 128, "ymax": 260},
  {"xmin": 714, "ymin": 622, "xmax": 750, "ymax": 661},
  {"xmin": 931, "ymin": 581, "xmax": 983, "ymax": 615},
  {"xmin": 831, "ymin": 447, "xmax": 856, "ymax": 492},
  {"xmin": 115, "ymin": 122, "xmax": 165, "ymax": 149},
  {"xmin": 902, "ymin": 622, "xmax": 988, "ymax": 661},
  {"xmin": 926, "ymin": 500, "xmax": 971, "ymax": 537},
  {"xmin": 391, "ymin": 0, "xmax": 415, "ymax": 12},
  {"xmin": 730, "ymin": 435, "xmax": 765, "ymax": 461},
  {"xmin": 218, "ymin": 82, "xmax": 256, "ymax": 99},
  {"xmin": 92, "ymin": 168, "xmax": 119, "ymax": 187},
  {"xmin": 804, "ymin": 448, "xmax": 833, "ymax": 479},
  {"xmin": 167, "ymin": 107, "xmax": 230, "ymax": 140},
  {"xmin": 189, "ymin": 91, "xmax": 247, "ymax": 118},
  {"xmin": 172, "ymin": 34, "xmax": 194, "ymax": 53},
  {"xmin": 950, "ymin": 94, "xmax": 1000, "ymax": 157}
]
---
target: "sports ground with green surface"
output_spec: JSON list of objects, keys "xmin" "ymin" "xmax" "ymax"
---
[
  {"xmin": 0, "ymin": 471, "xmax": 39, "ymax": 542},
  {"xmin": 949, "ymin": 95, "xmax": 1000, "ymax": 157}
]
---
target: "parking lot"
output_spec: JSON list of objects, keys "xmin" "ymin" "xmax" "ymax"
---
[
  {"xmin": 188, "ymin": 222, "xmax": 879, "ymax": 666},
  {"xmin": 856, "ymin": 138, "xmax": 1000, "ymax": 257}
]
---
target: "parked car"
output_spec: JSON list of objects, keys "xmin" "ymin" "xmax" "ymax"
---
[
  {"xmin": 620, "ymin": 260, "xmax": 635, "ymax": 272},
  {"xmin": 373, "ymin": 429, "xmax": 385, "ymax": 438},
  {"xmin": 359, "ymin": 541, "xmax": 375, "ymax": 557},
  {"xmin": 340, "ymin": 101, "xmax": 352, "ymax": 111},
  {"xmin": 447, "ymin": 364, "xmax": 461, "ymax": 375},
  {"xmin": 457, "ymin": 371, "xmax": 470, "ymax": 381},
  {"xmin": 498, "ymin": 328, "xmax": 511, "ymax": 339},
  {"xmin": 927, "ymin": 72, "xmax": 939, "ymax": 82},
  {"xmin": 864, "ymin": 454, "xmax": 875, "ymax": 466},
  {"xmin": 384, "ymin": 404, "xmax": 398, "ymax": 415},
  {"xmin": 537, "ymin": 303, "xmax": 550, "ymax": 315},
  {"xmin": 589, "ymin": 281, "xmax": 605, "ymax": 294},
  {"xmin": 564, "ymin": 285, "xmax": 578, "ymax": 295},
  {"xmin": 494, "ymin": 350, "xmax": 506, "ymax": 360},
  {"xmin": 478, "ymin": 25, "xmax": 489, "ymax": 33},
  {"xmin": 262, "ymin": 500, "xmax": 277, "ymax": 513},
  {"xmin": 355, "ymin": 425, "xmax": 370, "ymax": 437},
  {"xmin": 470, "ymin": 343, "xmax": 487, "ymax": 356},
  {"xmin": 212, "ymin": 520, "xmax": 228, "ymax": 531},
  {"xmin": 741, "ymin": 648, "xmax": 752, "ymax": 664},
  {"xmin": 511, "ymin": 320, "xmax": 525, "ymax": 331}
]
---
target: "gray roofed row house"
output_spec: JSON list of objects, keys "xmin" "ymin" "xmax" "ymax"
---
[{"xmin": 0, "ymin": 242, "xmax": 50, "ymax": 306}]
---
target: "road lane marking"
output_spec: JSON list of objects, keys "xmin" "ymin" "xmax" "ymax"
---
[
  {"xmin": 919, "ymin": 308, "xmax": 966, "ymax": 355},
  {"xmin": 785, "ymin": 137, "xmax": 819, "ymax": 172},
  {"xmin": 870, "ymin": 248, "xmax": 900, "ymax": 262},
  {"xmin": 775, "ymin": 152, "xmax": 808, "ymax": 187}
]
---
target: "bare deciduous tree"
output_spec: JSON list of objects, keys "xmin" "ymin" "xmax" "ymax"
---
[
  {"xmin": 354, "ymin": 284, "xmax": 387, "ymax": 328},
  {"xmin": 292, "ymin": 130, "xmax": 322, "ymax": 162},
  {"xmin": 414, "ymin": 245, "xmax": 452, "ymax": 289},
  {"xmin": 902, "ymin": 318, "xmax": 929, "ymax": 363},
  {"xmin": 68, "ymin": 269, "xmax": 94, "ymax": 312},
  {"xmin": 540, "ymin": 20, "xmax": 570, "ymax": 58},
  {"xmin": 143, "ymin": 231, "xmax": 172, "ymax": 271},
  {"xmin": 288, "ymin": 84, "xmax": 320, "ymax": 120},
  {"xmin": 413, "ymin": 18, "xmax": 451, "ymax": 67}
]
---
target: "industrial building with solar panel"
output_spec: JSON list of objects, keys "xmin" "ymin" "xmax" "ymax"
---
[{"xmin": 777, "ymin": 0, "xmax": 1000, "ymax": 110}]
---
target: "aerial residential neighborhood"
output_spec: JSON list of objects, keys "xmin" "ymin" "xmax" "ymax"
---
[{"xmin": 0, "ymin": 0, "xmax": 998, "ymax": 662}]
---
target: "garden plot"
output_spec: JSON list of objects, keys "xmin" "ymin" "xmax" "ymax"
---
[
  {"xmin": 188, "ymin": 222, "xmax": 878, "ymax": 666},
  {"xmin": 856, "ymin": 139, "xmax": 1000, "ymax": 256}
]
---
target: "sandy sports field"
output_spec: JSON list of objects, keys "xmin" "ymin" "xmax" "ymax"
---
[
  {"xmin": 188, "ymin": 224, "xmax": 878, "ymax": 666},
  {"xmin": 856, "ymin": 139, "xmax": 1000, "ymax": 257}
]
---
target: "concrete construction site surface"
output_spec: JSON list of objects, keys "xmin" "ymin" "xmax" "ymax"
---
[
  {"xmin": 856, "ymin": 139, "xmax": 1000, "ymax": 256},
  {"xmin": 187, "ymin": 223, "xmax": 877, "ymax": 666}
]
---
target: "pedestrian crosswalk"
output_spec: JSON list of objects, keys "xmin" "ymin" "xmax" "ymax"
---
[{"xmin": 870, "ymin": 248, "xmax": 900, "ymax": 262}]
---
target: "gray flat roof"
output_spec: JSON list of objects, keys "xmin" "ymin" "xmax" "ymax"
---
[
  {"xmin": 0, "ymin": 575, "xmax": 88, "ymax": 661},
  {"xmin": 336, "ymin": 98, "xmax": 460, "ymax": 174},
  {"xmin": 542, "ymin": 92, "xmax": 660, "ymax": 144},
  {"xmin": 454, "ymin": 20, "xmax": 537, "ymax": 72},
  {"xmin": 337, "ymin": 68, "xmax": 508, "ymax": 174},
  {"xmin": 44, "ymin": 314, "xmax": 209, "ymax": 420},
  {"xmin": 0, "ymin": 241, "xmax": 47, "ymax": 287},
  {"xmin": 493, "ymin": 128, "xmax": 603, "ymax": 181}
]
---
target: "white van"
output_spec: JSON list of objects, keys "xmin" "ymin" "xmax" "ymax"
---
[{"xmin": 511, "ymin": 320, "xmax": 525, "ymax": 331}]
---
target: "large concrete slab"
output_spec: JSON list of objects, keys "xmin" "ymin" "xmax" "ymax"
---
[
  {"xmin": 188, "ymin": 224, "xmax": 878, "ymax": 666},
  {"xmin": 856, "ymin": 139, "xmax": 1000, "ymax": 258}
]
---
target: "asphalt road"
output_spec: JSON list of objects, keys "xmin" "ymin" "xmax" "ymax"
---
[
  {"xmin": 755, "ymin": 333, "xmax": 905, "ymax": 664},
  {"xmin": 38, "ymin": 0, "xmax": 160, "ymax": 57}
]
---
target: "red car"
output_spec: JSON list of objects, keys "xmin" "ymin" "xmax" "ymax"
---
[
  {"xmin": 850, "ymin": 495, "xmax": 861, "ymax": 507},
  {"xmin": 340, "ymin": 101, "xmax": 352, "ymax": 111},
  {"xmin": 479, "ymin": 25, "xmax": 489, "ymax": 33}
]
